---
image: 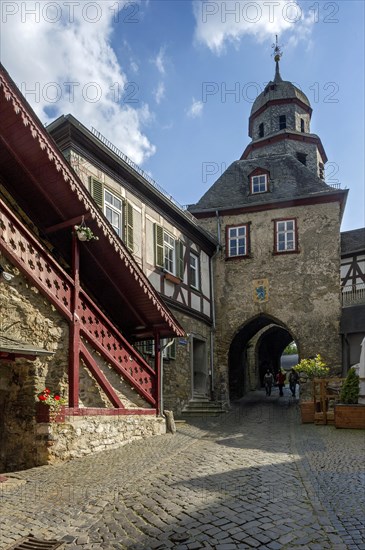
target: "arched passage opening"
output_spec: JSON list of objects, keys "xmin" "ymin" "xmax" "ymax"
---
[{"xmin": 229, "ymin": 314, "xmax": 296, "ymax": 401}]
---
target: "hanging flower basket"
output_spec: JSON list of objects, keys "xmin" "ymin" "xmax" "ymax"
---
[
  {"xmin": 75, "ymin": 225, "xmax": 98, "ymax": 242},
  {"xmin": 74, "ymin": 216, "xmax": 99, "ymax": 242}
]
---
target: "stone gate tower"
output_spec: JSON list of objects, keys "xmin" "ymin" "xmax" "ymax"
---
[{"xmin": 189, "ymin": 49, "xmax": 348, "ymax": 403}]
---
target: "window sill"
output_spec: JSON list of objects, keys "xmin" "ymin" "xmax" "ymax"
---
[
  {"xmin": 164, "ymin": 272, "xmax": 181, "ymax": 284},
  {"xmin": 226, "ymin": 255, "xmax": 251, "ymax": 261},
  {"xmin": 273, "ymin": 249, "xmax": 299, "ymax": 256}
]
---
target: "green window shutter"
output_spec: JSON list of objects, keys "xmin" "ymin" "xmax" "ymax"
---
[
  {"xmin": 126, "ymin": 202, "xmax": 134, "ymax": 252},
  {"xmin": 176, "ymin": 240, "xmax": 184, "ymax": 279},
  {"xmin": 122, "ymin": 200, "xmax": 126, "ymax": 243},
  {"xmin": 89, "ymin": 177, "xmax": 103, "ymax": 208},
  {"xmin": 154, "ymin": 224, "xmax": 164, "ymax": 268}
]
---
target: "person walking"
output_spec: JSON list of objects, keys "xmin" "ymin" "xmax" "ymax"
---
[
  {"xmin": 264, "ymin": 369, "xmax": 274, "ymax": 396},
  {"xmin": 289, "ymin": 368, "xmax": 299, "ymax": 397},
  {"xmin": 276, "ymin": 370, "xmax": 286, "ymax": 397}
]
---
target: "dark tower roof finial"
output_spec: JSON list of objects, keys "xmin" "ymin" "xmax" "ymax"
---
[{"xmin": 272, "ymin": 35, "xmax": 283, "ymax": 83}]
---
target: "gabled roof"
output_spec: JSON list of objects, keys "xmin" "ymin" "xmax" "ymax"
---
[
  {"xmin": 0, "ymin": 63, "xmax": 184, "ymax": 340},
  {"xmin": 47, "ymin": 115, "xmax": 217, "ymax": 253},
  {"xmin": 188, "ymin": 154, "xmax": 348, "ymax": 216},
  {"xmin": 341, "ymin": 228, "xmax": 365, "ymax": 255}
]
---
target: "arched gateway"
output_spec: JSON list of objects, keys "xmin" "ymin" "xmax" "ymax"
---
[{"xmin": 229, "ymin": 315, "xmax": 296, "ymax": 401}]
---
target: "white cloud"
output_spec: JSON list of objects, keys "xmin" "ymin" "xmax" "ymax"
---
[
  {"xmin": 1, "ymin": 0, "xmax": 155, "ymax": 165},
  {"xmin": 187, "ymin": 98, "xmax": 204, "ymax": 118},
  {"xmin": 154, "ymin": 82, "xmax": 166, "ymax": 104},
  {"xmin": 193, "ymin": 0, "xmax": 314, "ymax": 54},
  {"xmin": 153, "ymin": 46, "xmax": 167, "ymax": 75}
]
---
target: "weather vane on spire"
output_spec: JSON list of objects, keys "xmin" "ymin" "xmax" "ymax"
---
[{"xmin": 272, "ymin": 35, "xmax": 283, "ymax": 62}]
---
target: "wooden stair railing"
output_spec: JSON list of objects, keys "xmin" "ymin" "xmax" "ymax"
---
[{"xmin": 0, "ymin": 198, "xmax": 156, "ymax": 407}]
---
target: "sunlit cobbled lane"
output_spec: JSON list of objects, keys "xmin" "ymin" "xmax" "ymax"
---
[{"xmin": 1, "ymin": 390, "xmax": 364, "ymax": 549}]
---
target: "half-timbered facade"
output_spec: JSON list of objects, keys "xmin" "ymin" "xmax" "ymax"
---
[
  {"xmin": 47, "ymin": 115, "xmax": 217, "ymax": 415},
  {"xmin": 0, "ymin": 63, "xmax": 184, "ymax": 472},
  {"xmin": 341, "ymin": 228, "xmax": 365, "ymax": 370}
]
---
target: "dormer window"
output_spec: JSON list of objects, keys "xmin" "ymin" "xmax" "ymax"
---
[
  {"xmin": 259, "ymin": 123, "xmax": 264, "ymax": 138},
  {"xmin": 279, "ymin": 115, "xmax": 286, "ymax": 130},
  {"xmin": 300, "ymin": 118, "xmax": 305, "ymax": 133},
  {"xmin": 251, "ymin": 174, "xmax": 268, "ymax": 194}
]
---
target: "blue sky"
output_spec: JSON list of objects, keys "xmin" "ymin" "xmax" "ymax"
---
[{"xmin": 1, "ymin": 1, "xmax": 364, "ymax": 231}]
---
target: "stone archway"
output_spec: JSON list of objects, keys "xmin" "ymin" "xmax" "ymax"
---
[{"xmin": 228, "ymin": 314, "xmax": 296, "ymax": 401}]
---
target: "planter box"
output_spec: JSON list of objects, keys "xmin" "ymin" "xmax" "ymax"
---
[
  {"xmin": 335, "ymin": 404, "xmax": 365, "ymax": 429},
  {"xmin": 35, "ymin": 403, "xmax": 66, "ymax": 423},
  {"xmin": 300, "ymin": 401, "xmax": 314, "ymax": 423}
]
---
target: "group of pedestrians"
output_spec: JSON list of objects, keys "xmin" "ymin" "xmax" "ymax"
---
[{"xmin": 263, "ymin": 368, "xmax": 299, "ymax": 397}]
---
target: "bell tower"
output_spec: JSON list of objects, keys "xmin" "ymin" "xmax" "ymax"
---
[{"xmin": 242, "ymin": 37, "xmax": 327, "ymax": 180}]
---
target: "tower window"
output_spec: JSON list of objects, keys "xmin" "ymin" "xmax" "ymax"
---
[
  {"xmin": 296, "ymin": 153, "xmax": 307, "ymax": 166},
  {"xmin": 319, "ymin": 163, "xmax": 324, "ymax": 179},
  {"xmin": 279, "ymin": 115, "xmax": 286, "ymax": 130},
  {"xmin": 300, "ymin": 118, "xmax": 305, "ymax": 132},
  {"xmin": 274, "ymin": 219, "xmax": 298, "ymax": 253},
  {"xmin": 227, "ymin": 224, "xmax": 250, "ymax": 258},
  {"xmin": 259, "ymin": 123, "xmax": 264, "ymax": 138}
]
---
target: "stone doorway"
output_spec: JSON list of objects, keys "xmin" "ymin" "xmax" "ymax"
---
[
  {"xmin": 228, "ymin": 314, "xmax": 296, "ymax": 401},
  {"xmin": 192, "ymin": 336, "xmax": 208, "ymax": 398}
]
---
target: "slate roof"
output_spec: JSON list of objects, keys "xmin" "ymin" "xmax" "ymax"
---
[
  {"xmin": 189, "ymin": 154, "xmax": 343, "ymax": 213},
  {"xmin": 251, "ymin": 79, "xmax": 311, "ymax": 115},
  {"xmin": 341, "ymin": 228, "xmax": 365, "ymax": 255}
]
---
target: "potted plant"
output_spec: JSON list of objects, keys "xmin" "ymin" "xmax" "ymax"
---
[
  {"xmin": 35, "ymin": 388, "xmax": 67, "ymax": 423},
  {"xmin": 293, "ymin": 354, "xmax": 329, "ymax": 423},
  {"xmin": 335, "ymin": 367, "xmax": 365, "ymax": 429}
]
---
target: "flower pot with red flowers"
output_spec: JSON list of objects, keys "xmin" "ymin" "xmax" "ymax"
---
[{"xmin": 35, "ymin": 388, "xmax": 66, "ymax": 423}]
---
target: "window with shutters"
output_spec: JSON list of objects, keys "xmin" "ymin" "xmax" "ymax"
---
[
  {"xmin": 190, "ymin": 253, "xmax": 200, "ymax": 290},
  {"xmin": 105, "ymin": 189, "xmax": 123, "ymax": 237},
  {"xmin": 89, "ymin": 178, "xmax": 133, "ymax": 251},
  {"xmin": 154, "ymin": 224, "xmax": 184, "ymax": 279}
]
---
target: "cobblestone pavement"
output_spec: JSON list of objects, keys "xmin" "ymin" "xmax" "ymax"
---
[{"xmin": 1, "ymin": 390, "xmax": 364, "ymax": 550}]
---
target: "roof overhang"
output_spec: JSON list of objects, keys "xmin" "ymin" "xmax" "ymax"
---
[
  {"xmin": 241, "ymin": 131, "xmax": 328, "ymax": 164},
  {"xmin": 0, "ymin": 335, "xmax": 54, "ymax": 362},
  {"xmin": 0, "ymin": 63, "xmax": 184, "ymax": 340}
]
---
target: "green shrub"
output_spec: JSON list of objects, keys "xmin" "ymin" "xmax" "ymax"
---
[{"xmin": 339, "ymin": 367, "xmax": 359, "ymax": 404}]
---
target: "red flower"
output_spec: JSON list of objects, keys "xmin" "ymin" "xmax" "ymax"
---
[
  {"xmin": 38, "ymin": 394, "xmax": 47, "ymax": 401},
  {"xmin": 54, "ymin": 395, "xmax": 60, "ymax": 401}
]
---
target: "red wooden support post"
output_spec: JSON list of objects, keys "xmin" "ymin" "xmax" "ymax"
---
[
  {"xmin": 69, "ymin": 232, "xmax": 80, "ymax": 407},
  {"xmin": 154, "ymin": 332, "xmax": 161, "ymax": 415}
]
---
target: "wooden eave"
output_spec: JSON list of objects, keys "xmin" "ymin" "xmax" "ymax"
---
[
  {"xmin": 0, "ymin": 63, "xmax": 184, "ymax": 340},
  {"xmin": 241, "ymin": 131, "xmax": 328, "ymax": 164},
  {"xmin": 190, "ymin": 190, "xmax": 349, "ymax": 220},
  {"xmin": 47, "ymin": 115, "xmax": 217, "ymax": 254}
]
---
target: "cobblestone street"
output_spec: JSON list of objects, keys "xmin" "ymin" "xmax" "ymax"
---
[{"xmin": 1, "ymin": 390, "xmax": 364, "ymax": 550}]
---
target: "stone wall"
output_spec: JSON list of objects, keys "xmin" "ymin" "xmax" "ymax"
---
[
  {"xmin": 162, "ymin": 308, "xmax": 212, "ymax": 416},
  {"xmin": 0, "ymin": 256, "xmax": 164, "ymax": 472},
  {"xmin": 35, "ymin": 414, "xmax": 165, "ymax": 464},
  {"xmin": 0, "ymin": 256, "xmax": 69, "ymax": 472}
]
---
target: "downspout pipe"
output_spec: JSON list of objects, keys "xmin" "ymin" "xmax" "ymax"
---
[
  {"xmin": 160, "ymin": 338, "xmax": 175, "ymax": 415},
  {"xmin": 209, "ymin": 210, "xmax": 221, "ymax": 399}
]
